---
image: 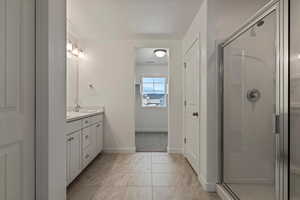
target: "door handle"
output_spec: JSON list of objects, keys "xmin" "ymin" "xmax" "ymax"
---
[
  {"xmin": 273, "ymin": 114, "xmax": 280, "ymax": 134},
  {"xmin": 192, "ymin": 112, "xmax": 199, "ymax": 117}
]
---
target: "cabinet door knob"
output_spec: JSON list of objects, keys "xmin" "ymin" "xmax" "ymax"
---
[{"xmin": 192, "ymin": 112, "xmax": 199, "ymax": 117}]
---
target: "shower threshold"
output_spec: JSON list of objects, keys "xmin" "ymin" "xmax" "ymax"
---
[{"xmin": 217, "ymin": 183, "xmax": 275, "ymax": 200}]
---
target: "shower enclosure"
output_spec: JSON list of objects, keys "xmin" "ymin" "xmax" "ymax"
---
[{"xmin": 219, "ymin": 2, "xmax": 289, "ymax": 200}]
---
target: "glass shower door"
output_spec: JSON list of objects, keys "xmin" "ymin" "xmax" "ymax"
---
[
  {"xmin": 222, "ymin": 10, "xmax": 278, "ymax": 200},
  {"xmin": 290, "ymin": 0, "xmax": 300, "ymax": 199}
]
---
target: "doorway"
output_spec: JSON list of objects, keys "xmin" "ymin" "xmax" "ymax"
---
[{"xmin": 134, "ymin": 48, "xmax": 169, "ymax": 152}]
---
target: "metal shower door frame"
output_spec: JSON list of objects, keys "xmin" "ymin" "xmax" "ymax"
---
[{"xmin": 218, "ymin": 1, "xmax": 289, "ymax": 200}]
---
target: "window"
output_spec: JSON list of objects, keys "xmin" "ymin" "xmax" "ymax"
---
[{"xmin": 141, "ymin": 77, "xmax": 168, "ymax": 107}]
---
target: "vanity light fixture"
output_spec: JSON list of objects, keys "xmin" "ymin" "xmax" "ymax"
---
[
  {"xmin": 154, "ymin": 49, "xmax": 167, "ymax": 58},
  {"xmin": 72, "ymin": 47, "xmax": 80, "ymax": 57},
  {"xmin": 67, "ymin": 42, "xmax": 73, "ymax": 52},
  {"xmin": 67, "ymin": 41, "xmax": 85, "ymax": 58},
  {"xmin": 78, "ymin": 49, "xmax": 85, "ymax": 58}
]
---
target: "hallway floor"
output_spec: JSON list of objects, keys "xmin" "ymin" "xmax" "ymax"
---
[
  {"xmin": 135, "ymin": 132, "xmax": 168, "ymax": 152},
  {"xmin": 67, "ymin": 153, "xmax": 220, "ymax": 200}
]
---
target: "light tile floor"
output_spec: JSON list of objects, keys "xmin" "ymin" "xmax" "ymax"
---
[{"xmin": 67, "ymin": 153, "xmax": 220, "ymax": 200}]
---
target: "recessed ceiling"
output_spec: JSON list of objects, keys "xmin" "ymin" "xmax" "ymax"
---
[
  {"xmin": 136, "ymin": 48, "xmax": 168, "ymax": 66},
  {"xmin": 67, "ymin": 0, "xmax": 203, "ymax": 40}
]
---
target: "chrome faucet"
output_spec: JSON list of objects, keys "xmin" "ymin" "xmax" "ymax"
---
[{"xmin": 74, "ymin": 103, "xmax": 81, "ymax": 112}]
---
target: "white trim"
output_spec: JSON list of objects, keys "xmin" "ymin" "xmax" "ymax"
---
[
  {"xmin": 103, "ymin": 147, "xmax": 136, "ymax": 154},
  {"xmin": 167, "ymin": 147, "xmax": 183, "ymax": 154},
  {"xmin": 36, "ymin": 0, "xmax": 67, "ymax": 199},
  {"xmin": 216, "ymin": 185, "xmax": 234, "ymax": 200},
  {"xmin": 224, "ymin": 178, "xmax": 273, "ymax": 184},
  {"xmin": 135, "ymin": 128, "xmax": 168, "ymax": 132},
  {"xmin": 198, "ymin": 174, "xmax": 217, "ymax": 192}
]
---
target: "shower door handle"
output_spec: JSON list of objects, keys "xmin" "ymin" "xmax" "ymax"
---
[{"xmin": 273, "ymin": 114, "xmax": 280, "ymax": 134}]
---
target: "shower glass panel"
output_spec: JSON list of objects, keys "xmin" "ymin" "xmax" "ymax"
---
[
  {"xmin": 290, "ymin": 0, "xmax": 300, "ymax": 199},
  {"xmin": 222, "ymin": 11, "xmax": 277, "ymax": 200}
]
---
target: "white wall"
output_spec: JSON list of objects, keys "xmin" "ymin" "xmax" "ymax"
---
[
  {"xmin": 78, "ymin": 40, "xmax": 183, "ymax": 153},
  {"xmin": 135, "ymin": 64, "xmax": 168, "ymax": 132},
  {"xmin": 36, "ymin": 0, "xmax": 67, "ymax": 199},
  {"xmin": 182, "ymin": 0, "xmax": 274, "ymax": 191}
]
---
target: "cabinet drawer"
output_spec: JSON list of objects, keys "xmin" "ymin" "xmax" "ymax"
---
[
  {"xmin": 66, "ymin": 120, "xmax": 82, "ymax": 134},
  {"xmin": 82, "ymin": 130, "xmax": 91, "ymax": 149},
  {"xmin": 82, "ymin": 148, "xmax": 93, "ymax": 167},
  {"xmin": 82, "ymin": 115, "xmax": 98, "ymax": 128}
]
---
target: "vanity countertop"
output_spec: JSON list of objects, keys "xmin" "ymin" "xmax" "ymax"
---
[{"xmin": 66, "ymin": 107, "xmax": 104, "ymax": 122}]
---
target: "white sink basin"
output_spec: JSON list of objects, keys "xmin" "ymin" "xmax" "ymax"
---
[{"xmin": 66, "ymin": 108, "xmax": 104, "ymax": 121}]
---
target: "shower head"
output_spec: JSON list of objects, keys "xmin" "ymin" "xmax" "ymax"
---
[
  {"xmin": 250, "ymin": 20, "xmax": 265, "ymax": 37},
  {"xmin": 257, "ymin": 20, "xmax": 264, "ymax": 27}
]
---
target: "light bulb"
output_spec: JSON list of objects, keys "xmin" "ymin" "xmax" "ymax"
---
[
  {"xmin": 67, "ymin": 42, "xmax": 73, "ymax": 52},
  {"xmin": 72, "ymin": 48, "xmax": 79, "ymax": 56},
  {"xmin": 78, "ymin": 49, "xmax": 85, "ymax": 58},
  {"xmin": 154, "ymin": 49, "xmax": 167, "ymax": 58}
]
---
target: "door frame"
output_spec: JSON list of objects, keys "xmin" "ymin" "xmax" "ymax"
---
[
  {"xmin": 217, "ymin": 1, "xmax": 289, "ymax": 200},
  {"xmin": 133, "ymin": 47, "xmax": 171, "ymax": 153},
  {"xmin": 36, "ymin": 0, "xmax": 67, "ymax": 199}
]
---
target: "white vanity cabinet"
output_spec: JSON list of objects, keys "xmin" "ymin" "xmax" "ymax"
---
[
  {"xmin": 95, "ymin": 122, "xmax": 103, "ymax": 155},
  {"xmin": 66, "ymin": 131, "xmax": 81, "ymax": 185},
  {"xmin": 66, "ymin": 113, "xmax": 104, "ymax": 185},
  {"xmin": 82, "ymin": 125, "xmax": 97, "ymax": 168}
]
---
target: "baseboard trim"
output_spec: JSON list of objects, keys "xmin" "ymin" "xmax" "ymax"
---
[
  {"xmin": 198, "ymin": 174, "xmax": 217, "ymax": 192},
  {"xmin": 167, "ymin": 147, "xmax": 183, "ymax": 154},
  {"xmin": 103, "ymin": 147, "xmax": 136, "ymax": 153},
  {"xmin": 135, "ymin": 128, "xmax": 168, "ymax": 132}
]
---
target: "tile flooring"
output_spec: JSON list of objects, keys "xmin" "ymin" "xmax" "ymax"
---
[
  {"xmin": 135, "ymin": 132, "xmax": 168, "ymax": 152},
  {"xmin": 67, "ymin": 153, "xmax": 220, "ymax": 200}
]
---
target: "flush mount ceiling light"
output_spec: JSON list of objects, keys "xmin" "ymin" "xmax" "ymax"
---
[{"xmin": 154, "ymin": 49, "xmax": 167, "ymax": 58}]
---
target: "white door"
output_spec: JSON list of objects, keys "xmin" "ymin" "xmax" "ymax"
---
[
  {"xmin": 0, "ymin": 0, "xmax": 35, "ymax": 199},
  {"xmin": 82, "ymin": 126, "xmax": 97, "ymax": 167},
  {"xmin": 96, "ymin": 122, "xmax": 103, "ymax": 154},
  {"xmin": 183, "ymin": 40, "xmax": 200, "ymax": 174}
]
